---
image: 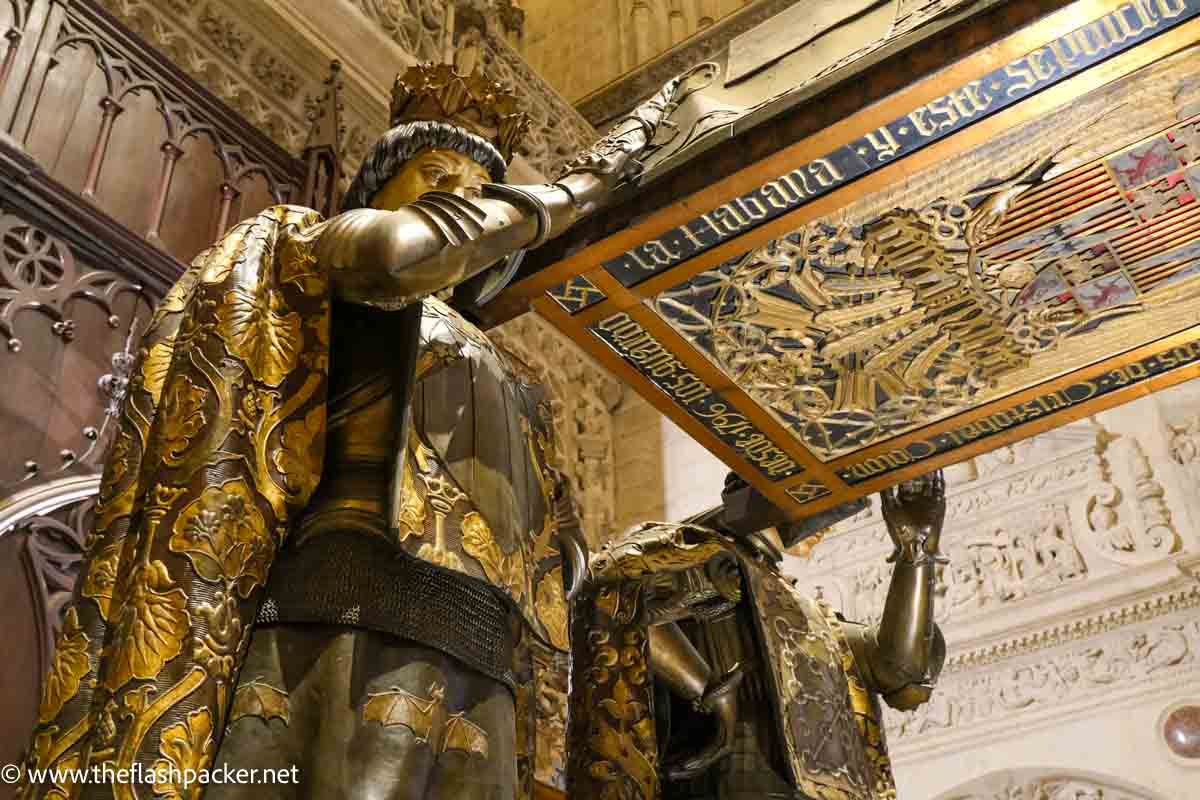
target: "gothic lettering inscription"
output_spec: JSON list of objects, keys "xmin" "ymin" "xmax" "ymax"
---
[
  {"xmin": 601, "ymin": 0, "xmax": 1200, "ymax": 287},
  {"xmin": 839, "ymin": 339, "xmax": 1200, "ymax": 483},
  {"xmin": 590, "ymin": 312, "xmax": 801, "ymax": 480}
]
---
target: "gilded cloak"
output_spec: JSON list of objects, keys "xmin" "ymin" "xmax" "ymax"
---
[{"xmin": 21, "ymin": 206, "xmax": 333, "ymax": 799}]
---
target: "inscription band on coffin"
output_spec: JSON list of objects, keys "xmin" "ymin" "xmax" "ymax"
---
[
  {"xmin": 838, "ymin": 334, "xmax": 1200, "ymax": 483},
  {"xmin": 590, "ymin": 312, "xmax": 802, "ymax": 481},
  {"xmin": 596, "ymin": 0, "xmax": 1200, "ymax": 291}
]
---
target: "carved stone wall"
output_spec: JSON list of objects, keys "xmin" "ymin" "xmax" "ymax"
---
[
  {"xmin": 786, "ymin": 380, "xmax": 1200, "ymax": 800},
  {"xmin": 92, "ymin": 0, "xmax": 594, "ymax": 181},
  {"xmin": 518, "ymin": 0, "xmax": 756, "ymax": 104}
]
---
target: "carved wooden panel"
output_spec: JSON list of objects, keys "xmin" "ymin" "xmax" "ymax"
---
[
  {"xmin": 0, "ymin": 0, "xmax": 303, "ymax": 266},
  {"xmin": 0, "ymin": 206, "xmax": 150, "ymax": 484}
]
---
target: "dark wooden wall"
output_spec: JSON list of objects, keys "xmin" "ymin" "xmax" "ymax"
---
[
  {"xmin": 0, "ymin": 0, "xmax": 306, "ymax": 783},
  {"xmin": 0, "ymin": 0, "xmax": 305, "ymax": 485}
]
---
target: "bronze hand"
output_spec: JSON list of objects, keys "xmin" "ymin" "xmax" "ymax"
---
[
  {"xmin": 881, "ymin": 470, "xmax": 947, "ymax": 566},
  {"xmin": 846, "ymin": 469, "xmax": 948, "ymax": 711}
]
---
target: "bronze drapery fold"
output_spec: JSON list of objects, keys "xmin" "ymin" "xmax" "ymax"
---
[{"xmin": 19, "ymin": 205, "xmax": 330, "ymax": 800}]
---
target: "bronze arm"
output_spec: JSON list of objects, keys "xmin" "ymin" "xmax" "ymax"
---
[
  {"xmin": 845, "ymin": 470, "xmax": 948, "ymax": 711},
  {"xmin": 308, "ymin": 75, "xmax": 688, "ymax": 311}
]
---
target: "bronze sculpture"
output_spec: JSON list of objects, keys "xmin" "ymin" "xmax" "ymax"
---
[
  {"xmin": 567, "ymin": 471, "xmax": 947, "ymax": 800},
  {"xmin": 17, "ymin": 63, "xmax": 686, "ymax": 800}
]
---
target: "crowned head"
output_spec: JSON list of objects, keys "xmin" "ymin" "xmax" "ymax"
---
[{"xmin": 343, "ymin": 63, "xmax": 531, "ymax": 212}]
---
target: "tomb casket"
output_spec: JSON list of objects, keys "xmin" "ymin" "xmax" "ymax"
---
[{"xmin": 483, "ymin": 0, "xmax": 1200, "ymax": 520}]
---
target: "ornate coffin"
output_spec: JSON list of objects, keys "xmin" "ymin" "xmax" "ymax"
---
[{"xmin": 486, "ymin": 0, "xmax": 1200, "ymax": 520}]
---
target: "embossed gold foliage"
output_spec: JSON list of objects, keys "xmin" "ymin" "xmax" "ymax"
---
[
  {"xmin": 152, "ymin": 708, "xmax": 215, "ymax": 800},
  {"xmin": 42, "ymin": 751, "xmax": 80, "ymax": 800},
  {"xmin": 102, "ymin": 559, "xmax": 190, "ymax": 692},
  {"xmin": 536, "ymin": 568, "xmax": 569, "ymax": 650},
  {"xmin": 103, "ymin": 429, "xmax": 135, "ymax": 500},
  {"xmin": 274, "ymin": 405, "xmax": 325, "ymax": 499},
  {"xmin": 158, "ymin": 377, "xmax": 208, "ymax": 464},
  {"xmin": 38, "ymin": 608, "xmax": 90, "ymax": 724},
  {"xmin": 217, "ymin": 286, "xmax": 302, "ymax": 387},
  {"xmin": 278, "ymin": 232, "xmax": 322, "ymax": 295},
  {"xmin": 142, "ymin": 339, "xmax": 178, "ymax": 406},
  {"xmin": 230, "ymin": 679, "xmax": 291, "ymax": 726},
  {"xmin": 462, "ymin": 511, "xmax": 527, "ymax": 600},
  {"xmin": 569, "ymin": 580, "xmax": 659, "ymax": 800},
  {"xmin": 170, "ymin": 479, "xmax": 272, "ymax": 597},
  {"xmin": 194, "ymin": 591, "xmax": 249, "ymax": 686},
  {"xmin": 397, "ymin": 462, "xmax": 426, "ymax": 541},
  {"xmin": 24, "ymin": 206, "xmax": 329, "ymax": 800},
  {"xmin": 81, "ymin": 543, "xmax": 121, "ymax": 621}
]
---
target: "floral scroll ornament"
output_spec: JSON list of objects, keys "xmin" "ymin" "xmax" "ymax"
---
[
  {"xmin": 216, "ymin": 286, "xmax": 302, "ymax": 387},
  {"xmin": 158, "ymin": 377, "xmax": 208, "ymax": 465},
  {"xmin": 152, "ymin": 708, "xmax": 215, "ymax": 800},
  {"xmin": 37, "ymin": 608, "xmax": 90, "ymax": 724},
  {"xmin": 462, "ymin": 510, "xmax": 527, "ymax": 601},
  {"xmin": 102, "ymin": 560, "xmax": 191, "ymax": 692},
  {"xmin": 273, "ymin": 405, "xmax": 325, "ymax": 499},
  {"xmin": 169, "ymin": 479, "xmax": 273, "ymax": 598},
  {"xmin": 536, "ymin": 567, "xmax": 569, "ymax": 650}
]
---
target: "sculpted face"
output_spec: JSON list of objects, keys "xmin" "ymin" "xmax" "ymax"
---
[{"xmin": 370, "ymin": 147, "xmax": 492, "ymax": 210}]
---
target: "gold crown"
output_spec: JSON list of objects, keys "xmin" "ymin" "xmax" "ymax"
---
[{"xmin": 390, "ymin": 63, "xmax": 529, "ymax": 164}]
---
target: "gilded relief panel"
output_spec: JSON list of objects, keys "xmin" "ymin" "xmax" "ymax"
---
[{"xmin": 652, "ymin": 47, "xmax": 1200, "ymax": 462}]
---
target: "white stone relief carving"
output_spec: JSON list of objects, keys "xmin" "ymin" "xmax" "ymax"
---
[
  {"xmin": 942, "ymin": 505, "xmax": 1086, "ymax": 621},
  {"xmin": 785, "ymin": 391, "xmax": 1200, "ymax": 793},
  {"xmin": 939, "ymin": 769, "xmax": 1160, "ymax": 800},
  {"xmin": 1075, "ymin": 431, "xmax": 1180, "ymax": 566},
  {"xmin": 472, "ymin": 24, "xmax": 595, "ymax": 176},
  {"xmin": 885, "ymin": 603, "xmax": 1199, "ymax": 743},
  {"xmin": 344, "ymin": 0, "xmax": 451, "ymax": 63},
  {"xmin": 1169, "ymin": 412, "xmax": 1200, "ymax": 485},
  {"xmin": 99, "ymin": 0, "xmax": 320, "ymax": 153},
  {"xmin": 848, "ymin": 505, "xmax": 1086, "ymax": 626}
]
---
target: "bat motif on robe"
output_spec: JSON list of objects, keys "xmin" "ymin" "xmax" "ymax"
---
[{"xmin": 362, "ymin": 683, "xmax": 489, "ymax": 758}]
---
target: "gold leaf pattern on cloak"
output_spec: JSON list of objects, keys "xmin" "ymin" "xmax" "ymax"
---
[
  {"xmin": 277, "ymin": 232, "xmax": 323, "ymax": 296},
  {"xmin": 229, "ymin": 679, "xmax": 291, "ymax": 727},
  {"xmin": 198, "ymin": 224, "xmax": 250, "ymax": 285},
  {"xmin": 273, "ymin": 405, "xmax": 324, "ymax": 500},
  {"xmin": 397, "ymin": 462, "xmax": 426, "ymax": 542},
  {"xmin": 158, "ymin": 376, "xmax": 208, "ymax": 464},
  {"xmin": 103, "ymin": 560, "xmax": 190, "ymax": 692},
  {"xmin": 535, "ymin": 567, "xmax": 569, "ymax": 650},
  {"xmin": 147, "ymin": 266, "xmax": 199, "ymax": 331},
  {"xmin": 141, "ymin": 338, "xmax": 177, "ymax": 407},
  {"xmin": 81, "ymin": 542, "xmax": 121, "ymax": 621},
  {"xmin": 461, "ymin": 511, "xmax": 526, "ymax": 601},
  {"xmin": 151, "ymin": 707, "xmax": 215, "ymax": 800},
  {"xmin": 102, "ymin": 428, "xmax": 135, "ymax": 501},
  {"xmin": 42, "ymin": 750, "xmax": 81, "ymax": 800},
  {"xmin": 38, "ymin": 607, "xmax": 91, "ymax": 724},
  {"xmin": 194, "ymin": 590, "xmax": 248, "ymax": 685},
  {"xmin": 216, "ymin": 286, "xmax": 302, "ymax": 387},
  {"xmin": 170, "ymin": 479, "xmax": 273, "ymax": 598}
]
